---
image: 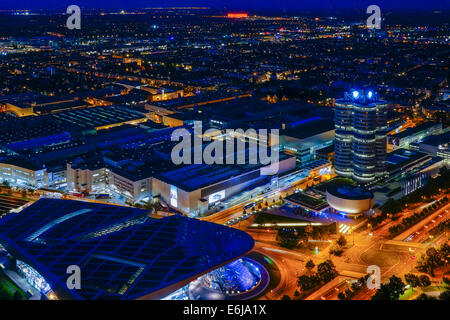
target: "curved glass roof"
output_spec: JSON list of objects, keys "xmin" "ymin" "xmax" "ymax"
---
[{"xmin": 0, "ymin": 199, "xmax": 254, "ymax": 300}]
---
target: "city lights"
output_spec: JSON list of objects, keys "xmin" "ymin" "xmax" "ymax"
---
[{"xmin": 0, "ymin": 2, "xmax": 447, "ymax": 306}]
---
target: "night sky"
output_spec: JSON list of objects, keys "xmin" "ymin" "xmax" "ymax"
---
[{"xmin": 0, "ymin": 0, "xmax": 448, "ymax": 10}]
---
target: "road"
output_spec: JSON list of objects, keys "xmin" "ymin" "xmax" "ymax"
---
[
  {"xmin": 306, "ymin": 277, "xmax": 351, "ymax": 300},
  {"xmin": 399, "ymin": 205, "xmax": 449, "ymax": 243},
  {"xmin": 203, "ymin": 184, "xmax": 449, "ymax": 300},
  {"xmin": 203, "ymin": 174, "xmax": 331, "ymax": 226},
  {"xmin": 251, "ymin": 241, "xmax": 314, "ymax": 300}
]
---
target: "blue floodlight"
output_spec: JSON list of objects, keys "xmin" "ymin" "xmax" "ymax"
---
[
  {"xmin": 368, "ymin": 91, "xmax": 373, "ymax": 99},
  {"xmin": 352, "ymin": 91, "xmax": 359, "ymax": 99}
]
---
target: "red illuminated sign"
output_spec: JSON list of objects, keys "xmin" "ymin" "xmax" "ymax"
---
[{"xmin": 227, "ymin": 13, "xmax": 248, "ymax": 19}]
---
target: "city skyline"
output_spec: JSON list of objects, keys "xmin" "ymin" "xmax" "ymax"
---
[
  {"xmin": 0, "ymin": 0, "xmax": 449, "ymax": 10},
  {"xmin": 0, "ymin": 3, "xmax": 448, "ymax": 307}
]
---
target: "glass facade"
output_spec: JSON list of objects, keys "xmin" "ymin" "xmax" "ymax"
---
[{"xmin": 334, "ymin": 91, "xmax": 387, "ymax": 184}]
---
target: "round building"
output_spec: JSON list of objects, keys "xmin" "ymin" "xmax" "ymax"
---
[{"xmin": 326, "ymin": 184, "xmax": 374, "ymax": 218}]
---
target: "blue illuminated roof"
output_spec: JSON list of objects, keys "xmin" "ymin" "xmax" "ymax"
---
[
  {"xmin": 160, "ymin": 164, "xmax": 245, "ymax": 191},
  {"xmin": 0, "ymin": 199, "xmax": 254, "ymax": 300},
  {"xmin": 159, "ymin": 152, "xmax": 292, "ymax": 191},
  {"xmin": 327, "ymin": 184, "xmax": 373, "ymax": 200}
]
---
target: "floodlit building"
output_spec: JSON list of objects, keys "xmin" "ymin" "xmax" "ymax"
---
[
  {"xmin": 386, "ymin": 148, "xmax": 445, "ymax": 195},
  {"xmin": 410, "ymin": 131, "xmax": 450, "ymax": 161},
  {"xmin": 108, "ymin": 168, "xmax": 153, "ymax": 204},
  {"xmin": 152, "ymin": 154, "xmax": 296, "ymax": 216},
  {"xmin": 0, "ymin": 157, "xmax": 47, "ymax": 188},
  {"xmin": 334, "ymin": 90, "xmax": 387, "ymax": 184},
  {"xmin": 387, "ymin": 121, "xmax": 443, "ymax": 151},
  {"xmin": 280, "ymin": 117, "xmax": 335, "ymax": 163},
  {"xmin": 66, "ymin": 161, "xmax": 109, "ymax": 194}
]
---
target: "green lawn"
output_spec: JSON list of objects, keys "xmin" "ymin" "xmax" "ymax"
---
[
  {"xmin": 0, "ymin": 271, "xmax": 27, "ymax": 300},
  {"xmin": 422, "ymin": 285, "xmax": 448, "ymax": 293},
  {"xmin": 399, "ymin": 287, "xmax": 417, "ymax": 300}
]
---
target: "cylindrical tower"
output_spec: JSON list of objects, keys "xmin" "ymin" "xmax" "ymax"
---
[
  {"xmin": 334, "ymin": 101, "xmax": 353, "ymax": 178},
  {"xmin": 334, "ymin": 90, "xmax": 387, "ymax": 184}
]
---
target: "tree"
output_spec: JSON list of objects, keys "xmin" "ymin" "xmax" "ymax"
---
[
  {"xmin": 344, "ymin": 288, "xmax": 353, "ymax": 298},
  {"xmin": 351, "ymin": 281, "xmax": 362, "ymax": 291},
  {"xmin": 381, "ymin": 198, "xmax": 402, "ymax": 215},
  {"xmin": 443, "ymin": 277, "xmax": 450, "ymax": 286},
  {"xmin": 336, "ymin": 235, "xmax": 347, "ymax": 247},
  {"xmin": 305, "ymin": 259, "xmax": 315, "ymax": 272},
  {"xmin": 372, "ymin": 276, "xmax": 406, "ymax": 300},
  {"xmin": 281, "ymin": 295, "xmax": 291, "ymax": 300},
  {"xmin": 1, "ymin": 180, "xmax": 10, "ymax": 189},
  {"xmin": 305, "ymin": 224, "xmax": 313, "ymax": 238},
  {"xmin": 419, "ymin": 275, "xmax": 431, "ymax": 287},
  {"xmin": 416, "ymin": 293, "xmax": 437, "ymax": 300},
  {"xmin": 297, "ymin": 275, "xmax": 318, "ymax": 291},
  {"xmin": 439, "ymin": 290, "xmax": 450, "ymax": 300},
  {"xmin": 358, "ymin": 275, "xmax": 369, "ymax": 288},
  {"xmin": 404, "ymin": 273, "xmax": 420, "ymax": 288},
  {"xmin": 317, "ymin": 260, "xmax": 338, "ymax": 284},
  {"xmin": 277, "ymin": 228, "xmax": 300, "ymax": 249},
  {"xmin": 337, "ymin": 292, "xmax": 346, "ymax": 300},
  {"xmin": 329, "ymin": 245, "xmax": 343, "ymax": 256}
]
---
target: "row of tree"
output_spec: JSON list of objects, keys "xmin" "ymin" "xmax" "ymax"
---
[
  {"xmin": 368, "ymin": 167, "xmax": 450, "ymax": 228},
  {"xmin": 416, "ymin": 243, "xmax": 450, "ymax": 276},
  {"xmin": 297, "ymin": 259, "xmax": 338, "ymax": 292},
  {"xmin": 0, "ymin": 180, "xmax": 12, "ymax": 195},
  {"xmin": 338, "ymin": 274, "xmax": 370, "ymax": 300},
  {"xmin": 416, "ymin": 277, "xmax": 450, "ymax": 300},
  {"xmin": 0, "ymin": 180, "xmax": 34, "ymax": 198},
  {"xmin": 277, "ymin": 227, "xmax": 305, "ymax": 249},
  {"xmin": 372, "ymin": 275, "xmax": 406, "ymax": 300},
  {"xmin": 388, "ymin": 196, "xmax": 448, "ymax": 236},
  {"xmin": 429, "ymin": 219, "xmax": 450, "ymax": 236},
  {"xmin": 404, "ymin": 273, "xmax": 431, "ymax": 288}
]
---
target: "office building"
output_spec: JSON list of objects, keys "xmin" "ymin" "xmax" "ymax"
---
[{"xmin": 334, "ymin": 90, "xmax": 387, "ymax": 184}]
